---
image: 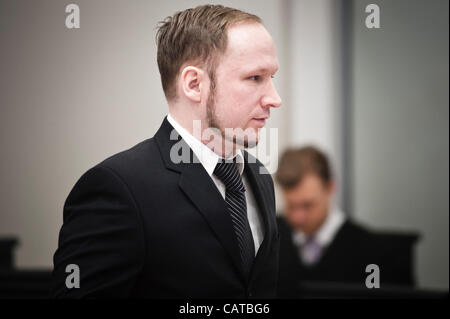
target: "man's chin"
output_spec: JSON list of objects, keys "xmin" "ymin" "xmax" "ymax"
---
[
  {"xmin": 242, "ymin": 138, "xmax": 259, "ymax": 149},
  {"xmin": 230, "ymin": 136, "xmax": 259, "ymax": 149},
  {"xmin": 226, "ymin": 128, "xmax": 260, "ymax": 148}
]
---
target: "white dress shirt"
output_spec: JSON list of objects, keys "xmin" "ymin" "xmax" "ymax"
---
[
  {"xmin": 167, "ymin": 114, "xmax": 264, "ymax": 254},
  {"xmin": 293, "ymin": 207, "xmax": 346, "ymax": 265}
]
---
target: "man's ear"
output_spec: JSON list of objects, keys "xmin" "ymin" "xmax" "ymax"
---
[{"xmin": 180, "ymin": 66, "xmax": 204, "ymax": 103}]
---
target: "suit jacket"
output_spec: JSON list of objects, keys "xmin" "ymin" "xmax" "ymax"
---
[
  {"xmin": 52, "ymin": 118, "xmax": 280, "ymax": 298},
  {"xmin": 277, "ymin": 217, "xmax": 418, "ymax": 298}
]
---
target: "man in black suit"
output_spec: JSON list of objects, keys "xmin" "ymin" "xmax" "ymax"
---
[
  {"xmin": 275, "ymin": 146, "xmax": 417, "ymax": 298},
  {"xmin": 52, "ymin": 5, "xmax": 282, "ymax": 298}
]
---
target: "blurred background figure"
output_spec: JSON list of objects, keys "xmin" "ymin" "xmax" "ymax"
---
[
  {"xmin": 275, "ymin": 146, "xmax": 419, "ymax": 298},
  {"xmin": 0, "ymin": 0, "xmax": 447, "ymax": 298}
]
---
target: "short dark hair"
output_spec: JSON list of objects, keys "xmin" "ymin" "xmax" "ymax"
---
[
  {"xmin": 276, "ymin": 146, "xmax": 332, "ymax": 189},
  {"xmin": 156, "ymin": 5, "xmax": 262, "ymax": 101}
]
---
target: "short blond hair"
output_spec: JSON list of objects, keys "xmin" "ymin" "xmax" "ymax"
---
[{"xmin": 156, "ymin": 5, "xmax": 262, "ymax": 100}]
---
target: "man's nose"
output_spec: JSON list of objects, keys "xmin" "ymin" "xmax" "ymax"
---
[{"xmin": 261, "ymin": 80, "xmax": 282, "ymax": 108}]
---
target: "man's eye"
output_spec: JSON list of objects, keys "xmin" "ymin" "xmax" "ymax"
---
[{"xmin": 249, "ymin": 75, "xmax": 261, "ymax": 81}]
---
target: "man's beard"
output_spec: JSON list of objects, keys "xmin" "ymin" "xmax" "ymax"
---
[{"xmin": 205, "ymin": 80, "xmax": 258, "ymax": 149}]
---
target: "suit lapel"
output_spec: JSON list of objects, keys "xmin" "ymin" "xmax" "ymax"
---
[
  {"xmin": 243, "ymin": 153, "xmax": 277, "ymax": 280},
  {"xmin": 154, "ymin": 118, "xmax": 246, "ymax": 282},
  {"xmin": 178, "ymin": 164, "xmax": 245, "ymax": 280}
]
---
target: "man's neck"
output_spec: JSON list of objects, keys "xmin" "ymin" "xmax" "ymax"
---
[{"xmin": 169, "ymin": 112, "xmax": 239, "ymax": 158}]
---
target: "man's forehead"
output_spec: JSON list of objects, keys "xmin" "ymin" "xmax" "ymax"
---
[
  {"xmin": 226, "ymin": 23, "xmax": 275, "ymax": 52},
  {"xmin": 221, "ymin": 23, "xmax": 278, "ymax": 73},
  {"xmin": 227, "ymin": 22, "xmax": 272, "ymax": 42}
]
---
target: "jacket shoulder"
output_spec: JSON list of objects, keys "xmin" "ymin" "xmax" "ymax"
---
[
  {"xmin": 98, "ymin": 138, "xmax": 159, "ymax": 171},
  {"xmin": 68, "ymin": 138, "xmax": 163, "ymax": 201}
]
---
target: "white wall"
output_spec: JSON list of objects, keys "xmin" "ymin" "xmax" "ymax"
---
[
  {"xmin": 285, "ymin": 0, "xmax": 346, "ymax": 209},
  {"xmin": 351, "ymin": 0, "xmax": 449, "ymax": 290}
]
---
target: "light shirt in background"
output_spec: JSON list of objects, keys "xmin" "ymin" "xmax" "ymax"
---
[{"xmin": 293, "ymin": 208, "xmax": 346, "ymax": 265}]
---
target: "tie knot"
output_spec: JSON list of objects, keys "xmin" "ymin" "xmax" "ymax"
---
[
  {"xmin": 303, "ymin": 236, "xmax": 318, "ymax": 247},
  {"xmin": 213, "ymin": 161, "xmax": 245, "ymax": 193},
  {"xmin": 301, "ymin": 236, "xmax": 322, "ymax": 265}
]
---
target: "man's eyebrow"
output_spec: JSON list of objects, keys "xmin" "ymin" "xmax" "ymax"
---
[{"xmin": 244, "ymin": 66, "xmax": 279, "ymax": 74}]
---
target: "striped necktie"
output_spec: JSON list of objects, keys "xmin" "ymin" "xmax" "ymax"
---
[{"xmin": 214, "ymin": 160, "xmax": 255, "ymax": 276}]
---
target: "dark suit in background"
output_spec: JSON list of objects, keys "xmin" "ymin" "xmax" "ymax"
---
[
  {"xmin": 277, "ymin": 216, "xmax": 418, "ymax": 298},
  {"xmin": 52, "ymin": 118, "xmax": 279, "ymax": 298}
]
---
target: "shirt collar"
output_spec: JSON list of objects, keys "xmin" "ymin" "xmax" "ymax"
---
[
  {"xmin": 167, "ymin": 114, "xmax": 245, "ymax": 177},
  {"xmin": 293, "ymin": 207, "xmax": 346, "ymax": 247}
]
